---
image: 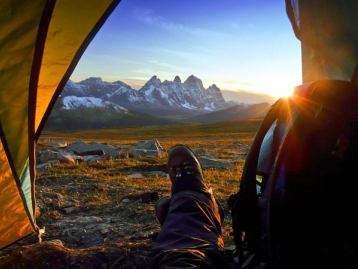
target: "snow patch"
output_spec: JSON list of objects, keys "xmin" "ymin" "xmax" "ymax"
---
[{"xmin": 62, "ymin": 96, "xmax": 128, "ymax": 113}]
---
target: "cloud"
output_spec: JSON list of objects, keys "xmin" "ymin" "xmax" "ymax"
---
[{"xmin": 133, "ymin": 8, "xmax": 224, "ymax": 38}]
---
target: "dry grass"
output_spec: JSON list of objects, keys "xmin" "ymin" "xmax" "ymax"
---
[{"xmin": 2, "ymin": 120, "xmax": 259, "ymax": 267}]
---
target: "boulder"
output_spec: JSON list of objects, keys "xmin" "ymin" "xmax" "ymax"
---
[
  {"xmin": 145, "ymin": 171, "xmax": 168, "ymax": 178},
  {"xmin": 68, "ymin": 141, "xmax": 119, "ymax": 158},
  {"xmin": 128, "ymin": 140, "xmax": 166, "ymax": 158},
  {"xmin": 36, "ymin": 160, "xmax": 60, "ymax": 170},
  {"xmin": 127, "ymin": 172, "xmax": 144, "ymax": 179},
  {"xmin": 199, "ymin": 157, "xmax": 233, "ymax": 169},
  {"xmin": 47, "ymin": 140, "xmax": 68, "ymax": 149},
  {"xmin": 194, "ymin": 148, "xmax": 207, "ymax": 155},
  {"xmin": 81, "ymin": 155, "xmax": 103, "ymax": 163},
  {"xmin": 75, "ymin": 149, "xmax": 104, "ymax": 156},
  {"xmin": 37, "ymin": 150, "xmax": 76, "ymax": 164}
]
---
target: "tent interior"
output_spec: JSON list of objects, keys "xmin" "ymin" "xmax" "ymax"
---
[{"xmin": 0, "ymin": 0, "xmax": 357, "ymax": 265}]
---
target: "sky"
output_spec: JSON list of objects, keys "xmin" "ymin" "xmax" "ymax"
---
[{"xmin": 71, "ymin": 0, "xmax": 302, "ymax": 97}]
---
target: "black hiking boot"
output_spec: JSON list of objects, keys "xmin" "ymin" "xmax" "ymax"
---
[
  {"xmin": 167, "ymin": 144, "xmax": 209, "ymax": 194},
  {"xmin": 155, "ymin": 144, "xmax": 225, "ymax": 226}
]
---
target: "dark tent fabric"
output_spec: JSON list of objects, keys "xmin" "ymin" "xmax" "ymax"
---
[
  {"xmin": 286, "ymin": 0, "xmax": 358, "ymax": 82},
  {"xmin": 0, "ymin": 0, "xmax": 120, "ymax": 249}
]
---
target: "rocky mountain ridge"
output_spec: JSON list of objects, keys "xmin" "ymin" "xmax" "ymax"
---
[{"xmin": 59, "ymin": 75, "xmax": 229, "ymax": 114}]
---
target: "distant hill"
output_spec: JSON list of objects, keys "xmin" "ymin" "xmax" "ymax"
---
[
  {"xmin": 186, "ymin": 103, "xmax": 271, "ymax": 124},
  {"xmin": 222, "ymin": 89, "xmax": 276, "ymax": 104}
]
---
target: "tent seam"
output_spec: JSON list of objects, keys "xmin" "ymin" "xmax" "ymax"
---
[{"xmin": 28, "ymin": 0, "xmax": 57, "ymax": 236}]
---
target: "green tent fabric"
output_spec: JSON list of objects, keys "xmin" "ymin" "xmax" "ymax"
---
[
  {"xmin": 286, "ymin": 0, "xmax": 358, "ymax": 82},
  {"xmin": 0, "ymin": 0, "xmax": 120, "ymax": 249}
]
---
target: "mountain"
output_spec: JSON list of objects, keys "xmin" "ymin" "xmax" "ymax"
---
[
  {"xmin": 186, "ymin": 103, "xmax": 271, "ymax": 124},
  {"xmin": 60, "ymin": 75, "xmax": 229, "ymax": 118},
  {"xmin": 45, "ymin": 99, "xmax": 175, "ymax": 130},
  {"xmin": 62, "ymin": 96, "xmax": 128, "ymax": 113},
  {"xmin": 45, "ymin": 75, "xmax": 273, "ymax": 130},
  {"xmin": 221, "ymin": 89, "xmax": 276, "ymax": 104}
]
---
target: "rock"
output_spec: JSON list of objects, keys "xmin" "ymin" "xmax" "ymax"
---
[
  {"xmin": 41, "ymin": 192, "xmax": 80, "ymax": 209},
  {"xmin": 47, "ymin": 140, "xmax": 68, "ymax": 149},
  {"xmin": 36, "ymin": 160, "xmax": 60, "ymax": 170},
  {"xmin": 74, "ymin": 216, "xmax": 103, "ymax": 223},
  {"xmin": 75, "ymin": 149, "xmax": 104, "ymax": 156},
  {"xmin": 145, "ymin": 171, "xmax": 168, "ymax": 178},
  {"xmin": 124, "ymin": 192, "xmax": 159, "ymax": 203},
  {"xmin": 122, "ymin": 198, "xmax": 130, "ymax": 203},
  {"xmin": 82, "ymin": 155, "xmax": 103, "ymax": 163},
  {"xmin": 140, "ymin": 192, "xmax": 159, "ymax": 203},
  {"xmin": 37, "ymin": 150, "xmax": 76, "ymax": 164},
  {"xmin": 199, "ymin": 157, "xmax": 233, "ymax": 169},
  {"xmin": 127, "ymin": 172, "xmax": 144, "ymax": 179},
  {"xmin": 62, "ymin": 207, "xmax": 78, "ymax": 214},
  {"xmin": 68, "ymin": 141, "xmax": 119, "ymax": 158},
  {"xmin": 194, "ymin": 148, "xmax": 207, "ymax": 155},
  {"xmin": 128, "ymin": 140, "xmax": 166, "ymax": 158}
]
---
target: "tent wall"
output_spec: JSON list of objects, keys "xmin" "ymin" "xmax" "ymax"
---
[
  {"xmin": 0, "ymin": 141, "xmax": 33, "ymax": 248},
  {"xmin": 286, "ymin": 0, "xmax": 358, "ymax": 82},
  {"xmin": 0, "ymin": 0, "xmax": 120, "ymax": 248},
  {"xmin": 35, "ymin": 0, "xmax": 116, "ymax": 135}
]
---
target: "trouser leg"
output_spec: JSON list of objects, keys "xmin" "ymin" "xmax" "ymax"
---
[{"xmin": 151, "ymin": 190, "xmax": 230, "ymax": 269}]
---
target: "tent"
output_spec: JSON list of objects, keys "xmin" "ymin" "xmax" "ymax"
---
[
  {"xmin": 0, "ymin": 0, "xmax": 120, "ymax": 249},
  {"xmin": 0, "ymin": 0, "xmax": 357, "ymax": 250},
  {"xmin": 286, "ymin": 0, "xmax": 358, "ymax": 82}
]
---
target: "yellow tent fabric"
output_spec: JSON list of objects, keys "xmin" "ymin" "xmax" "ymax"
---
[{"xmin": 0, "ymin": 0, "xmax": 120, "ymax": 249}]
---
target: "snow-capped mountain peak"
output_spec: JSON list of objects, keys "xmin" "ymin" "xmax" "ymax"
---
[
  {"xmin": 174, "ymin": 75, "xmax": 182, "ymax": 83},
  {"xmin": 183, "ymin": 75, "xmax": 205, "ymax": 91},
  {"xmin": 59, "ymin": 75, "xmax": 229, "ymax": 115},
  {"xmin": 62, "ymin": 96, "xmax": 128, "ymax": 113}
]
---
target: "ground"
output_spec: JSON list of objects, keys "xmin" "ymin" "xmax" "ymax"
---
[{"xmin": 0, "ymin": 119, "xmax": 261, "ymax": 268}]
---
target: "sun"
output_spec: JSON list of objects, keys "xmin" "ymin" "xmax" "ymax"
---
[
  {"xmin": 270, "ymin": 84, "xmax": 295, "ymax": 98},
  {"xmin": 253, "ymin": 80, "xmax": 298, "ymax": 98}
]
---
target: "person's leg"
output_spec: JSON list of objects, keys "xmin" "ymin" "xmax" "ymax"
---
[{"xmin": 151, "ymin": 145, "xmax": 230, "ymax": 269}]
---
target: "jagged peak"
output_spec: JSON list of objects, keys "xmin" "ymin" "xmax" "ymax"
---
[
  {"xmin": 185, "ymin": 74, "xmax": 200, "ymax": 82},
  {"xmin": 174, "ymin": 75, "xmax": 181, "ymax": 83},
  {"xmin": 139, "ymin": 75, "xmax": 162, "ymax": 92},
  {"xmin": 80, "ymin": 77, "xmax": 103, "ymax": 84},
  {"xmin": 207, "ymin": 84, "xmax": 220, "ymax": 91},
  {"xmin": 183, "ymin": 75, "xmax": 204, "ymax": 90}
]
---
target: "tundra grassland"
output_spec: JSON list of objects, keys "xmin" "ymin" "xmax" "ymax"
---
[{"xmin": 1, "ymin": 119, "xmax": 261, "ymax": 267}]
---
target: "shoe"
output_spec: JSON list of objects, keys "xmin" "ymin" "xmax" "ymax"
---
[{"xmin": 167, "ymin": 145, "xmax": 209, "ymax": 194}]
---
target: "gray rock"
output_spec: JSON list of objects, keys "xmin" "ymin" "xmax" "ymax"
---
[
  {"xmin": 128, "ymin": 140, "xmax": 166, "ymax": 158},
  {"xmin": 82, "ymin": 155, "xmax": 103, "ymax": 163},
  {"xmin": 62, "ymin": 207, "xmax": 78, "ymax": 214},
  {"xmin": 36, "ymin": 160, "xmax": 60, "ymax": 170},
  {"xmin": 47, "ymin": 140, "xmax": 68, "ymax": 149},
  {"xmin": 127, "ymin": 172, "xmax": 144, "ymax": 179},
  {"xmin": 122, "ymin": 198, "xmax": 130, "ymax": 203},
  {"xmin": 199, "ymin": 157, "xmax": 233, "ymax": 169},
  {"xmin": 145, "ymin": 171, "xmax": 168, "ymax": 178},
  {"xmin": 194, "ymin": 148, "xmax": 207, "ymax": 155},
  {"xmin": 68, "ymin": 141, "xmax": 119, "ymax": 158},
  {"xmin": 37, "ymin": 150, "xmax": 76, "ymax": 164}
]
